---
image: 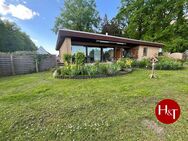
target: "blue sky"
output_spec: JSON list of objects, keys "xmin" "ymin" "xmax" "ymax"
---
[{"xmin": 0, "ymin": 0, "xmax": 121, "ymax": 54}]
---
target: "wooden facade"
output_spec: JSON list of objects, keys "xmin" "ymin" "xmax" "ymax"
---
[{"xmin": 56, "ymin": 29, "xmax": 164, "ymax": 62}]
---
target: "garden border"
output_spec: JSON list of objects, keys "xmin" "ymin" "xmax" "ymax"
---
[{"xmin": 56, "ymin": 68, "xmax": 133, "ymax": 79}]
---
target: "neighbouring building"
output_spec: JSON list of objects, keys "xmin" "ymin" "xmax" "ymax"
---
[{"xmin": 56, "ymin": 29, "xmax": 164, "ymax": 63}]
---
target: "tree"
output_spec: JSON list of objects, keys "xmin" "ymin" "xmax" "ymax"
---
[
  {"xmin": 0, "ymin": 19, "xmax": 37, "ymax": 52},
  {"xmin": 53, "ymin": 0, "xmax": 100, "ymax": 34},
  {"xmin": 117, "ymin": 0, "xmax": 188, "ymax": 52},
  {"xmin": 101, "ymin": 14, "xmax": 122, "ymax": 36}
]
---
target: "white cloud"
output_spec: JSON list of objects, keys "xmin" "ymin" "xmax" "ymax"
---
[{"xmin": 0, "ymin": 0, "xmax": 39, "ymax": 20}]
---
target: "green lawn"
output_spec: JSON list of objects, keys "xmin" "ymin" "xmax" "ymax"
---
[{"xmin": 0, "ymin": 68, "xmax": 188, "ymax": 141}]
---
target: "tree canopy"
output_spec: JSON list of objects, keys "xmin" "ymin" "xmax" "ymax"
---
[
  {"xmin": 100, "ymin": 14, "xmax": 122, "ymax": 36},
  {"xmin": 117, "ymin": 0, "xmax": 188, "ymax": 52},
  {"xmin": 0, "ymin": 19, "xmax": 37, "ymax": 52},
  {"xmin": 53, "ymin": 0, "xmax": 100, "ymax": 34}
]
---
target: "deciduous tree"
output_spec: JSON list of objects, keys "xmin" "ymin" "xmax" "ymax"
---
[{"xmin": 53, "ymin": 0, "xmax": 100, "ymax": 33}]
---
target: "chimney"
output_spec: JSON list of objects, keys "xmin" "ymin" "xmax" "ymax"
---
[{"xmin": 106, "ymin": 33, "xmax": 108, "ymax": 36}]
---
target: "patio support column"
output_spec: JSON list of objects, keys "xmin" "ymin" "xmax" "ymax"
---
[
  {"xmin": 101, "ymin": 48, "xmax": 103, "ymax": 62},
  {"xmin": 59, "ymin": 37, "xmax": 72, "ymax": 63},
  {"xmin": 86, "ymin": 46, "xmax": 88, "ymax": 63}
]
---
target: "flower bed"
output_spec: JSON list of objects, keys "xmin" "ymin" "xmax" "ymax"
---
[
  {"xmin": 53, "ymin": 52, "xmax": 134, "ymax": 79},
  {"xmin": 55, "ymin": 68, "xmax": 133, "ymax": 79},
  {"xmin": 53, "ymin": 63, "xmax": 133, "ymax": 79}
]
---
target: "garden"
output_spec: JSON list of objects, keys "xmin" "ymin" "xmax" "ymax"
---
[
  {"xmin": 53, "ymin": 52, "xmax": 133, "ymax": 79},
  {"xmin": 53, "ymin": 52, "xmax": 185, "ymax": 79}
]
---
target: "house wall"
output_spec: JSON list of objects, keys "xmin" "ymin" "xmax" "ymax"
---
[
  {"xmin": 130, "ymin": 47, "xmax": 139, "ymax": 59},
  {"xmin": 137, "ymin": 46, "xmax": 160, "ymax": 60},
  {"xmin": 59, "ymin": 38, "xmax": 72, "ymax": 63},
  {"xmin": 115, "ymin": 48, "xmax": 122, "ymax": 60}
]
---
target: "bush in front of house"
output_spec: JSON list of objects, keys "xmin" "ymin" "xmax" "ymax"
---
[
  {"xmin": 53, "ymin": 53, "xmax": 133, "ymax": 79},
  {"xmin": 155, "ymin": 56, "xmax": 183, "ymax": 70},
  {"xmin": 132, "ymin": 58, "xmax": 150, "ymax": 68},
  {"xmin": 116, "ymin": 58, "xmax": 133, "ymax": 70},
  {"xmin": 132, "ymin": 56, "xmax": 184, "ymax": 70},
  {"xmin": 53, "ymin": 63, "xmax": 122, "ymax": 78},
  {"xmin": 75, "ymin": 52, "xmax": 86, "ymax": 66},
  {"xmin": 63, "ymin": 54, "xmax": 72, "ymax": 65}
]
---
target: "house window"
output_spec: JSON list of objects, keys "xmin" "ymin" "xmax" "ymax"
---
[
  {"xmin": 143, "ymin": 48, "xmax": 148, "ymax": 56},
  {"xmin": 103, "ymin": 48, "xmax": 114, "ymax": 62},
  {"xmin": 72, "ymin": 45, "xmax": 86, "ymax": 55},
  {"xmin": 87, "ymin": 47, "xmax": 101, "ymax": 63},
  {"xmin": 72, "ymin": 45, "xmax": 86, "ymax": 63}
]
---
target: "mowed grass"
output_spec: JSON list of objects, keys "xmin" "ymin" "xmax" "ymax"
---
[{"xmin": 0, "ymin": 68, "xmax": 187, "ymax": 141}]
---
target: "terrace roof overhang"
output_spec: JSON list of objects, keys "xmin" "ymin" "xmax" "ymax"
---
[{"xmin": 56, "ymin": 29, "xmax": 164, "ymax": 51}]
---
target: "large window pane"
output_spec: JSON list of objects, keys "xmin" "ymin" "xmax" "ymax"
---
[
  {"xmin": 72, "ymin": 45, "xmax": 86, "ymax": 62},
  {"xmin": 87, "ymin": 47, "xmax": 101, "ymax": 63},
  {"xmin": 72, "ymin": 45, "xmax": 86, "ymax": 55},
  {"xmin": 103, "ymin": 48, "xmax": 114, "ymax": 62}
]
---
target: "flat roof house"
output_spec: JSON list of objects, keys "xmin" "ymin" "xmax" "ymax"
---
[{"xmin": 56, "ymin": 29, "xmax": 164, "ymax": 63}]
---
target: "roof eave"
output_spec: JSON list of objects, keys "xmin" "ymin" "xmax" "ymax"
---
[{"xmin": 56, "ymin": 29, "xmax": 164, "ymax": 50}]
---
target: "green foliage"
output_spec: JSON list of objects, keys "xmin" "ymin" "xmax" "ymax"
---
[
  {"xmin": 155, "ymin": 57, "xmax": 183, "ymax": 70},
  {"xmin": 75, "ymin": 52, "xmax": 86, "ymax": 66},
  {"xmin": 0, "ymin": 19, "xmax": 37, "ymax": 52},
  {"xmin": 98, "ymin": 64, "xmax": 109, "ymax": 75},
  {"xmin": 117, "ymin": 58, "xmax": 133, "ymax": 69},
  {"xmin": 54, "ymin": 62, "xmax": 123, "ymax": 78},
  {"xmin": 136, "ymin": 59, "xmax": 150, "ymax": 68},
  {"xmin": 101, "ymin": 14, "xmax": 122, "ymax": 36},
  {"xmin": 63, "ymin": 54, "xmax": 72, "ymax": 65},
  {"xmin": 60, "ymin": 66, "xmax": 71, "ymax": 77},
  {"xmin": 107, "ymin": 63, "xmax": 121, "ymax": 75},
  {"xmin": 165, "ymin": 38, "xmax": 188, "ymax": 53},
  {"xmin": 117, "ymin": 0, "xmax": 188, "ymax": 52},
  {"xmin": 84, "ymin": 65, "xmax": 98, "ymax": 76},
  {"xmin": 134, "ymin": 57, "xmax": 184, "ymax": 70},
  {"xmin": 53, "ymin": 0, "xmax": 100, "ymax": 33}
]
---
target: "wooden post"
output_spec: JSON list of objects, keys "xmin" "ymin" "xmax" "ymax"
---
[
  {"xmin": 150, "ymin": 57, "xmax": 158, "ymax": 79},
  {"xmin": 10, "ymin": 54, "xmax": 15, "ymax": 75},
  {"xmin": 35, "ymin": 59, "xmax": 39, "ymax": 73}
]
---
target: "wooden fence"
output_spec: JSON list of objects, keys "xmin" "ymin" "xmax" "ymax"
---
[{"xmin": 0, "ymin": 53, "xmax": 56, "ymax": 76}]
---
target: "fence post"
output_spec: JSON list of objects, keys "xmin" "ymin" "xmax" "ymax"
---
[
  {"xmin": 35, "ymin": 59, "xmax": 39, "ymax": 73},
  {"xmin": 10, "ymin": 53, "xmax": 15, "ymax": 75}
]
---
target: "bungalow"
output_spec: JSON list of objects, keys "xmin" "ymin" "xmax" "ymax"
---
[{"xmin": 56, "ymin": 29, "xmax": 164, "ymax": 63}]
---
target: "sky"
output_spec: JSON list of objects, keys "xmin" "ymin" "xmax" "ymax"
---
[{"xmin": 0, "ymin": 0, "xmax": 121, "ymax": 54}]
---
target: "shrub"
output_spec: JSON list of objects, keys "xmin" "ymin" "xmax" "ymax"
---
[
  {"xmin": 134, "ymin": 57, "xmax": 183, "ymax": 70},
  {"xmin": 107, "ymin": 63, "xmax": 121, "ymax": 75},
  {"xmin": 125, "ymin": 58, "xmax": 133, "ymax": 68},
  {"xmin": 70, "ymin": 65, "xmax": 80, "ymax": 77},
  {"xmin": 53, "ymin": 61, "xmax": 131, "ymax": 78},
  {"xmin": 63, "ymin": 54, "xmax": 72, "ymax": 65},
  {"xmin": 117, "ymin": 59, "xmax": 125, "ymax": 70},
  {"xmin": 98, "ymin": 64, "xmax": 109, "ymax": 75},
  {"xmin": 85, "ymin": 65, "xmax": 98, "ymax": 76},
  {"xmin": 134, "ymin": 58, "xmax": 150, "ymax": 68},
  {"xmin": 155, "ymin": 57, "xmax": 183, "ymax": 70},
  {"xmin": 75, "ymin": 52, "xmax": 85, "ymax": 66},
  {"xmin": 117, "ymin": 58, "xmax": 133, "ymax": 69},
  {"xmin": 61, "ymin": 66, "xmax": 71, "ymax": 77},
  {"xmin": 139, "ymin": 58, "xmax": 150, "ymax": 68}
]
